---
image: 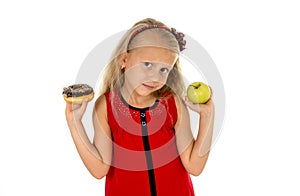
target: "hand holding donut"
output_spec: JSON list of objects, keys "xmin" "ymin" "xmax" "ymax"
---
[{"xmin": 63, "ymin": 84, "xmax": 94, "ymax": 122}]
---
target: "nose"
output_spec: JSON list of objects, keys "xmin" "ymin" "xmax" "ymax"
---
[{"xmin": 146, "ymin": 67, "xmax": 163, "ymax": 82}]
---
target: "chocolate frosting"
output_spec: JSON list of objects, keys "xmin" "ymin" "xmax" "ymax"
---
[{"xmin": 62, "ymin": 84, "xmax": 93, "ymax": 97}]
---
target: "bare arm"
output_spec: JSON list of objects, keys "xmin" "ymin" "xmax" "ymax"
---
[
  {"xmin": 65, "ymin": 95, "xmax": 112, "ymax": 179},
  {"xmin": 174, "ymin": 95, "xmax": 215, "ymax": 176}
]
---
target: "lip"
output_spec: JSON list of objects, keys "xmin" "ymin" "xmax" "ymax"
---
[{"xmin": 142, "ymin": 83, "xmax": 155, "ymax": 89}]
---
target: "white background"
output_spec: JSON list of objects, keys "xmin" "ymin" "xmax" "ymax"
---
[{"xmin": 1, "ymin": 0, "xmax": 300, "ymax": 195}]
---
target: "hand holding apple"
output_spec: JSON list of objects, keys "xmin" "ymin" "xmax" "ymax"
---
[{"xmin": 187, "ymin": 82, "xmax": 211, "ymax": 104}]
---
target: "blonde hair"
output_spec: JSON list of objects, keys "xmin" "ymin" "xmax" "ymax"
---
[{"xmin": 98, "ymin": 18, "xmax": 186, "ymax": 99}]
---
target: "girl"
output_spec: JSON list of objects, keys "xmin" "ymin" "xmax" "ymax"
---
[{"xmin": 65, "ymin": 18, "xmax": 215, "ymax": 196}]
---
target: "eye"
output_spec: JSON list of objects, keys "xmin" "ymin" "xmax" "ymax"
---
[
  {"xmin": 144, "ymin": 62, "xmax": 152, "ymax": 68},
  {"xmin": 160, "ymin": 67, "xmax": 169, "ymax": 74}
]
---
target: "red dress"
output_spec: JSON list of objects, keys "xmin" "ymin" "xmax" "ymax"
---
[{"xmin": 104, "ymin": 91, "xmax": 195, "ymax": 196}]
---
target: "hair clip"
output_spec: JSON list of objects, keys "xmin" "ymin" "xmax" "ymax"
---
[
  {"xmin": 170, "ymin": 28, "xmax": 186, "ymax": 51},
  {"xmin": 128, "ymin": 25, "xmax": 186, "ymax": 52}
]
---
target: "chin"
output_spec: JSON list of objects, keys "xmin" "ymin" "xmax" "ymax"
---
[{"xmin": 135, "ymin": 87, "xmax": 156, "ymax": 97}]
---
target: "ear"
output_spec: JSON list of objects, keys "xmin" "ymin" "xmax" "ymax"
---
[{"xmin": 119, "ymin": 52, "xmax": 128, "ymax": 66}]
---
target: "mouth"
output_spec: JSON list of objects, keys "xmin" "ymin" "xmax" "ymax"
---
[{"xmin": 142, "ymin": 83, "xmax": 155, "ymax": 90}]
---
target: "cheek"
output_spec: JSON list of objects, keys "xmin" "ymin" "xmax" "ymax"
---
[
  {"xmin": 159, "ymin": 73, "xmax": 170, "ymax": 84},
  {"xmin": 124, "ymin": 66, "xmax": 146, "ymax": 83}
]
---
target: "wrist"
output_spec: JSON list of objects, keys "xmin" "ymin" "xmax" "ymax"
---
[
  {"xmin": 67, "ymin": 117, "xmax": 82, "ymax": 129},
  {"xmin": 199, "ymin": 109, "xmax": 214, "ymax": 120}
]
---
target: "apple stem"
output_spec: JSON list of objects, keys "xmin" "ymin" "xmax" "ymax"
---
[{"xmin": 192, "ymin": 84, "xmax": 201, "ymax": 89}]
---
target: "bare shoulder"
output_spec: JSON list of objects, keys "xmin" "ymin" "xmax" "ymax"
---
[
  {"xmin": 173, "ymin": 94, "xmax": 190, "ymax": 128},
  {"xmin": 173, "ymin": 94, "xmax": 187, "ymax": 119}
]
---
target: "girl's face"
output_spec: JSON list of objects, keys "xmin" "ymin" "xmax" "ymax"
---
[{"xmin": 123, "ymin": 47, "xmax": 178, "ymax": 97}]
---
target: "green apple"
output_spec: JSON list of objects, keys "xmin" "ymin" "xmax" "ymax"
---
[{"xmin": 187, "ymin": 82, "xmax": 211, "ymax": 104}]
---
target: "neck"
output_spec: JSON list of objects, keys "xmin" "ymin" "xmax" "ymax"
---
[{"xmin": 120, "ymin": 85, "xmax": 156, "ymax": 108}]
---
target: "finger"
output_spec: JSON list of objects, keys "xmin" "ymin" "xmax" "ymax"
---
[
  {"xmin": 184, "ymin": 96, "xmax": 196, "ymax": 107},
  {"xmin": 209, "ymin": 86, "xmax": 213, "ymax": 98},
  {"xmin": 65, "ymin": 102, "xmax": 73, "ymax": 113},
  {"xmin": 71, "ymin": 103, "xmax": 81, "ymax": 110},
  {"xmin": 184, "ymin": 96, "xmax": 192, "ymax": 106},
  {"xmin": 203, "ymin": 99, "xmax": 214, "ymax": 109},
  {"xmin": 65, "ymin": 101, "xmax": 81, "ymax": 113},
  {"xmin": 65, "ymin": 102, "xmax": 74, "ymax": 119},
  {"xmin": 184, "ymin": 96, "xmax": 201, "ymax": 112},
  {"xmin": 79, "ymin": 98, "xmax": 89, "ymax": 114}
]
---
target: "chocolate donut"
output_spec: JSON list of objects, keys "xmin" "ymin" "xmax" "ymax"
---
[{"xmin": 62, "ymin": 84, "xmax": 94, "ymax": 104}]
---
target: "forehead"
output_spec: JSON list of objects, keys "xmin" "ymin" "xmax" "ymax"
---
[{"xmin": 128, "ymin": 47, "xmax": 178, "ymax": 65}]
